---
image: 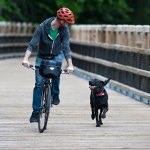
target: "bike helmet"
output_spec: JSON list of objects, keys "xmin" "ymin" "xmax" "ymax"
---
[{"xmin": 57, "ymin": 7, "xmax": 75, "ymax": 24}]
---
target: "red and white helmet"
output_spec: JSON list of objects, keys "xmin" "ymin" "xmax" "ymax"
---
[{"xmin": 57, "ymin": 7, "xmax": 75, "ymax": 24}]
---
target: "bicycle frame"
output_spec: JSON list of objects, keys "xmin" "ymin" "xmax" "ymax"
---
[{"xmin": 28, "ymin": 64, "xmax": 69, "ymax": 133}]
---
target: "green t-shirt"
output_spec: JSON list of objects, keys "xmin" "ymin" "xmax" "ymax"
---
[{"xmin": 49, "ymin": 25, "xmax": 58, "ymax": 41}]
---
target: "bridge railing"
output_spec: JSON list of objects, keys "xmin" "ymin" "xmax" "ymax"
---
[
  {"xmin": 71, "ymin": 25, "xmax": 150, "ymax": 49},
  {"xmin": 0, "ymin": 22, "xmax": 36, "ymax": 59},
  {"xmin": 70, "ymin": 25, "xmax": 150, "ymax": 105},
  {"xmin": 0, "ymin": 21, "xmax": 36, "ymax": 35}
]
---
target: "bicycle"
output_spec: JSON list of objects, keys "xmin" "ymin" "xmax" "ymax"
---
[{"xmin": 29, "ymin": 64, "xmax": 68, "ymax": 133}]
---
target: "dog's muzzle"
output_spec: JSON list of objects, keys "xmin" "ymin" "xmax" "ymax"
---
[{"xmin": 89, "ymin": 85, "xmax": 96, "ymax": 90}]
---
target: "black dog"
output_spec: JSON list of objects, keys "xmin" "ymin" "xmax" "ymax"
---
[{"xmin": 89, "ymin": 78, "xmax": 111, "ymax": 127}]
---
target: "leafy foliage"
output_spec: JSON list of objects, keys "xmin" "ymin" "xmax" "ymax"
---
[{"xmin": 0, "ymin": 0, "xmax": 150, "ymax": 24}]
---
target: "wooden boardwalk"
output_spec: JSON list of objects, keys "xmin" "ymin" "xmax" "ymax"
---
[{"xmin": 0, "ymin": 58, "xmax": 150, "ymax": 150}]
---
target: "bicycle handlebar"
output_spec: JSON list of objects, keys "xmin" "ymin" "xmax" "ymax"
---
[
  {"xmin": 28, "ymin": 64, "xmax": 70, "ymax": 74},
  {"xmin": 29, "ymin": 64, "xmax": 36, "ymax": 70}
]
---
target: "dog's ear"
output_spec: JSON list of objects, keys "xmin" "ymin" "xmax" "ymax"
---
[
  {"xmin": 89, "ymin": 79, "xmax": 94, "ymax": 85},
  {"xmin": 104, "ymin": 78, "xmax": 111, "ymax": 86}
]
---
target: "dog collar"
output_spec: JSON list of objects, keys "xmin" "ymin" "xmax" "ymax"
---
[{"xmin": 96, "ymin": 91, "xmax": 104, "ymax": 96}]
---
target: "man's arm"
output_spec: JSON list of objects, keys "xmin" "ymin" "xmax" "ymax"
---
[
  {"xmin": 22, "ymin": 50, "xmax": 32, "ymax": 68},
  {"xmin": 66, "ymin": 58, "xmax": 74, "ymax": 72},
  {"xmin": 61, "ymin": 27, "xmax": 74, "ymax": 72}
]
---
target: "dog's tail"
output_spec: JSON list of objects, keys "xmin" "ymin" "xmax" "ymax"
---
[{"xmin": 104, "ymin": 78, "xmax": 111, "ymax": 86}]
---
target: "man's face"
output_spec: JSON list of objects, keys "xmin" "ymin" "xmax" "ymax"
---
[{"xmin": 57, "ymin": 18, "xmax": 68, "ymax": 27}]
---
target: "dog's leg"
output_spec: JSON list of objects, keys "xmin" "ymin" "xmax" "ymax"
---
[
  {"xmin": 90, "ymin": 92, "xmax": 95, "ymax": 120},
  {"xmin": 101, "ymin": 107, "xmax": 108, "ymax": 119},
  {"xmin": 95, "ymin": 109, "xmax": 100, "ymax": 127},
  {"xmin": 100, "ymin": 109, "xmax": 103, "ymax": 125},
  {"xmin": 91, "ymin": 108, "xmax": 95, "ymax": 120}
]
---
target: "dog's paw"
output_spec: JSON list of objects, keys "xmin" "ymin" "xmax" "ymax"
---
[
  {"xmin": 101, "ymin": 108, "xmax": 108, "ymax": 119},
  {"xmin": 96, "ymin": 123, "xmax": 101, "ymax": 127},
  {"xmin": 91, "ymin": 114, "xmax": 95, "ymax": 120},
  {"xmin": 101, "ymin": 114, "xmax": 106, "ymax": 119}
]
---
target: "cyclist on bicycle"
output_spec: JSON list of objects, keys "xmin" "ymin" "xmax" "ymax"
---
[{"xmin": 22, "ymin": 7, "xmax": 75, "ymax": 123}]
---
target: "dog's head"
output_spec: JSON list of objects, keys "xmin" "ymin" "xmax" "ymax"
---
[{"xmin": 89, "ymin": 78, "xmax": 111, "ymax": 95}]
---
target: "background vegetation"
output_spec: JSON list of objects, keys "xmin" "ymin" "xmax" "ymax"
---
[{"xmin": 0, "ymin": 0, "xmax": 150, "ymax": 25}]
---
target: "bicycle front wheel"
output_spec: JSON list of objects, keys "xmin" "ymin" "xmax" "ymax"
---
[{"xmin": 38, "ymin": 84, "xmax": 51, "ymax": 133}]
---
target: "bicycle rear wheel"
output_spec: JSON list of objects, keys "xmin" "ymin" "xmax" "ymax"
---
[{"xmin": 38, "ymin": 84, "xmax": 51, "ymax": 133}]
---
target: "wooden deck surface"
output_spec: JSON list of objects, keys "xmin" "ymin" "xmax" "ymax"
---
[{"xmin": 0, "ymin": 58, "xmax": 150, "ymax": 150}]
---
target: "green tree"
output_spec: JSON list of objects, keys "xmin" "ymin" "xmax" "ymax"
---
[
  {"xmin": 0, "ymin": 0, "xmax": 23, "ymax": 21},
  {"xmin": 127, "ymin": 0, "xmax": 150, "ymax": 25},
  {"xmin": 0, "ymin": 0, "xmax": 150, "ymax": 25},
  {"xmin": 77, "ymin": 0, "xmax": 132, "ymax": 24}
]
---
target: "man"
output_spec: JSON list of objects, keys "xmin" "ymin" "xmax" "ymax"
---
[{"xmin": 22, "ymin": 7, "xmax": 75, "ymax": 122}]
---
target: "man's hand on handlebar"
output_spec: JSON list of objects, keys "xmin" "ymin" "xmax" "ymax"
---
[
  {"xmin": 66, "ymin": 65, "xmax": 74, "ymax": 74},
  {"xmin": 22, "ymin": 60, "xmax": 30, "ymax": 68}
]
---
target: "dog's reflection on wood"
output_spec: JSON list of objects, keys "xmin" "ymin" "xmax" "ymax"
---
[{"xmin": 89, "ymin": 78, "xmax": 111, "ymax": 127}]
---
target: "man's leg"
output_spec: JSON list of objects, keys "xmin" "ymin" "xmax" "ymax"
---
[
  {"xmin": 51, "ymin": 53, "xmax": 63, "ymax": 105},
  {"xmin": 51, "ymin": 76, "xmax": 60, "ymax": 105},
  {"xmin": 30, "ymin": 69, "xmax": 44, "ymax": 122}
]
